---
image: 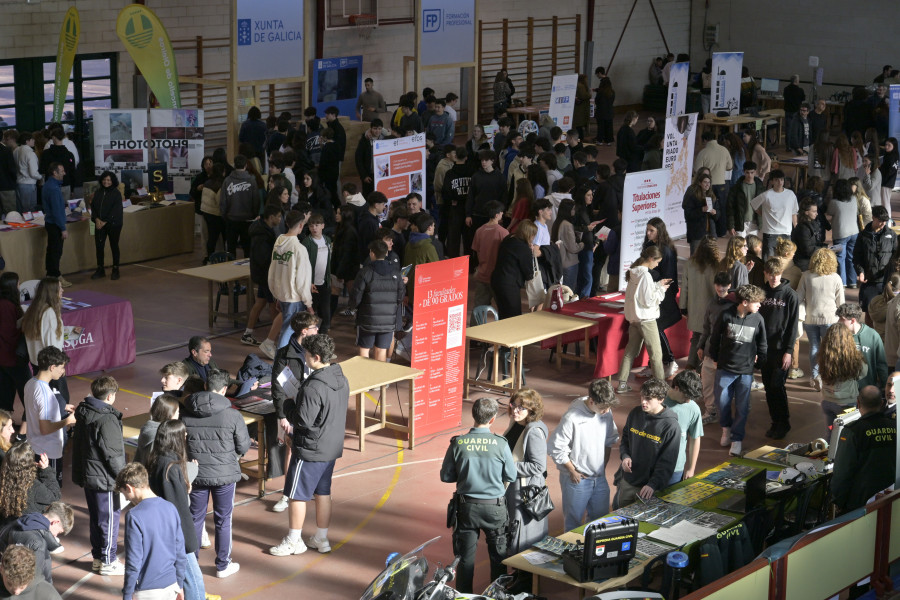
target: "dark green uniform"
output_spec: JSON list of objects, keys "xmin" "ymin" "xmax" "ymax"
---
[
  {"xmin": 440, "ymin": 426, "xmax": 517, "ymax": 593},
  {"xmin": 832, "ymin": 411, "xmax": 896, "ymax": 513}
]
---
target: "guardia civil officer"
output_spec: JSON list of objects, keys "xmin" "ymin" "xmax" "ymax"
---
[
  {"xmin": 832, "ymin": 385, "xmax": 896, "ymax": 514},
  {"xmin": 440, "ymin": 397, "xmax": 517, "ymax": 593}
]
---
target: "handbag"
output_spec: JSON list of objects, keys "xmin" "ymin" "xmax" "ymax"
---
[
  {"xmin": 525, "ymin": 256, "xmax": 545, "ymax": 310},
  {"xmin": 520, "ymin": 483, "xmax": 554, "ymax": 521}
]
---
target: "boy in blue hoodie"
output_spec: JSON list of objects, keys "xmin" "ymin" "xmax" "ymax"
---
[
  {"xmin": 72, "ymin": 375, "xmax": 126, "ymax": 576},
  {"xmin": 0, "ymin": 502, "xmax": 74, "ymax": 584}
]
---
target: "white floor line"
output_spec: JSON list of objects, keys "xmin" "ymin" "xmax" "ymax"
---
[
  {"xmin": 333, "ymin": 457, "xmax": 443, "ymax": 479},
  {"xmin": 61, "ymin": 571, "xmax": 93, "ymax": 599},
  {"xmin": 131, "ymin": 263, "xmax": 181, "ymax": 275}
]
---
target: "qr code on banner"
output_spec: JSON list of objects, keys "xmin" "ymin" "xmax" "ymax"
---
[{"xmin": 446, "ymin": 305, "xmax": 464, "ymax": 349}]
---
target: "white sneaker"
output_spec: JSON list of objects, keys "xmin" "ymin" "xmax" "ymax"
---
[
  {"xmin": 216, "ymin": 562, "xmax": 240, "ymax": 578},
  {"xmin": 307, "ymin": 535, "xmax": 331, "ymax": 553},
  {"xmin": 91, "ymin": 558, "xmax": 101, "ymax": 572},
  {"xmin": 665, "ymin": 362, "xmax": 679, "ymax": 378},
  {"xmin": 201, "ymin": 527, "xmax": 211, "ymax": 549},
  {"xmin": 49, "ymin": 545, "xmax": 65, "ymax": 555},
  {"xmin": 730, "ymin": 441, "xmax": 742, "ymax": 456},
  {"xmin": 269, "ymin": 536, "xmax": 307, "ymax": 556},
  {"xmin": 99, "ymin": 560, "xmax": 125, "ymax": 576},
  {"xmin": 273, "ymin": 495, "xmax": 290, "ymax": 512},
  {"xmin": 720, "ymin": 427, "xmax": 731, "ymax": 447},
  {"xmin": 259, "ymin": 339, "xmax": 277, "ymax": 360},
  {"xmin": 751, "ymin": 380, "xmax": 765, "ymax": 391}
]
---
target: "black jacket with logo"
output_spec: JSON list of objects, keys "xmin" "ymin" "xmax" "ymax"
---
[
  {"xmin": 709, "ymin": 306, "xmax": 767, "ymax": 374},
  {"xmin": 442, "ymin": 163, "xmax": 475, "ymax": 216},
  {"xmin": 759, "ymin": 279, "xmax": 799, "ymax": 353},
  {"xmin": 854, "ymin": 222, "xmax": 897, "ymax": 282},
  {"xmin": 832, "ymin": 411, "xmax": 896, "ymax": 512}
]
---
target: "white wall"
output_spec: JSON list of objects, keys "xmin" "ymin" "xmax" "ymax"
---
[{"xmin": 689, "ymin": 0, "xmax": 900, "ymax": 95}]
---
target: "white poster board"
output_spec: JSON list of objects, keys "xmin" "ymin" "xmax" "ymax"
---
[
  {"xmin": 666, "ymin": 62, "xmax": 689, "ymax": 118},
  {"xmin": 618, "ymin": 169, "xmax": 670, "ymax": 291},
  {"xmin": 548, "ymin": 73, "xmax": 578, "ymax": 130},
  {"xmin": 236, "ymin": 0, "xmax": 304, "ymax": 82},
  {"xmin": 712, "ymin": 52, "xmax": 743, "ymax": 116},
  {"xmin": 373, "ymin": 133, "xmax": 427, "ymax": 209},
  {"xmin": 662, "ymin": 113, "xmax": 698, "ymax": 240},
  {"xmin": 420, "ymin": 0, "xmax": 475, "ymax": 66}
]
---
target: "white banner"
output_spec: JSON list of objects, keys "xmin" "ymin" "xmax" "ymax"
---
[
  {"xmin": 618, "ymin": 169, "xmax": 670, "ymax": 291},
  {"xmin": 666, "ymin": 62, "xmax": 689, "ymax": 118},
  {"xmin": 236, "ymin": 0, "xmax": 304, "ymax": 82},
  {"xmin": 420, "ymin": 0, "xmax": 475, "ymax": 67},
  {"xmin": 373, "ymin": 133, "xmax": 427, "ymax": 209},
  {"xmin": 548, "ymin": 73, "xmax": 578, "ymax": 130},
  {"xmin": 712, "ymin": 52, "xmax": 743, "ymax": 116},
  {"xmin": 662, "ymin": 113, "xmax": 698, "ymax": 240}
]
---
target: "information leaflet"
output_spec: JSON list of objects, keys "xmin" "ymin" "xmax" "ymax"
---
[
  {"xmin": 411, "ymin": 257, "xmax": 468, "ymax": 437},
  {"xmin": 373, "ymin": 133, "xmax": 427, "ymax": 209},
  {"xmin": 661, "ymin": 113, "xmax": 698, "ymax": 239},
  {"xmin": 548, "ymin": 74, "xmax": 579, "ymax": 129},
  {"xmin": 711, "ymin": 52, "xmax": 743, "ymax": 116},
  {"xmin": 618, "ymin": 169, "xmax": 670, "ymax": 291}
]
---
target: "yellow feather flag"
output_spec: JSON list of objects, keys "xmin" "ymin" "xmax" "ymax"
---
[
  {"xmin": 116, "ymin": 4, "xmax": 181, "ymax": 108},
  {"xmin": 53, "ymin": 7, "xmax": 80, "ymax": 123}
]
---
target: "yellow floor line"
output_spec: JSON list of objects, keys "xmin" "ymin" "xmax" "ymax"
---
[{"xmin": 71, "ymin": 375, "xmax": 151, "ymax": 399}]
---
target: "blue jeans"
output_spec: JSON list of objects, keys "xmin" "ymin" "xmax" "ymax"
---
[
  {"xmin": 833, "ymin": 234, "xmax": 858, "ymax": 286},
  {"xmin": 562, "ymin": 264, "xmax": 578, "ymax": 291},
  {"xmin": 277, "ymin": 301, "xmax": 306, "ymax": 349},
  {"xmin": 804, "ymin": 323, "xmax": 830, "ymax": 379},
  {"xmin": 559, "ymin": 470, "xmax": 610, "ymax": 532},
  {"xmin": 16, "ymin": 183, "xmax": 36, "ymax": 213},
  {"xmin": 667, "ymin": 470, "xmax": 684, "ymax": 487},
  {"xmin": 714, "ymin": 369, "xmax": 752, "ymax": 441},
  {"xmin": 183, "ymin": 551, "xmax": 205, "ymax": 600},
  {"xmin": 576, "ymin": 245, "xmax": 594, "ymax": 298}
]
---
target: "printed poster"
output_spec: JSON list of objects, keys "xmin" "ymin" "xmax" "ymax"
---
[
  {"xmin": 662, "ymin": 113, "xmax": 698, "ymax": 240},
  {"xmin": 312, "ymin": 55, "xmax": 363, "ymax": 120},
  {"xmin": 890, "ymin": 85, "xmax": 900, "ymax": 143},
  {"xmin": 411, "ymin": 257, "xmax": 468, "ymax": 437},
  {"xmin": 548, "ymin": 73, "xmax": 578, "ymax": 129},
  {"xmin": 236, "ymin": 0, "xmax": 304, "ymax": 81},
  {"xmin": 373, "ymin": 132, "xmax": 427, "ymax": 209},
  {"xmin": 420, "ymin": 0, "xmax": 475, "ymax": 66},
  {"xmin": 666, "ymin": 62, "xmax": 689, "ymax": 118},
  {"xmin": 618, "ymin": 169, "xmax": 669, "ymax": 291},
  {"xmin": 92, "ymin": 109, "xmax": 148, "ymax": 175},
  {"xmin": 712, "ymin": 52, "xmax": 743, "ymax": 116}
]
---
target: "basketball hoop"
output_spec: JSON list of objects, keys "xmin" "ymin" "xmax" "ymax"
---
[{"xmin": 349, "ymin": 13, "xmax": 377, "ymax": 39}]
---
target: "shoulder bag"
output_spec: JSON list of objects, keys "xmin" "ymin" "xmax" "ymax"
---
[{"xmin": 518, "ymin": 427, "xmax": 554, "ymax": 521}]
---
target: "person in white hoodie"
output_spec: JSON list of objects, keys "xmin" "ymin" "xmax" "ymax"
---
[
  {"xmin": 259, "ymin": 209, "xmax": 313, "ymax": 359},
  {"xmin": 14, "ymin": 132, "xmax": 41, "ymax": 213},
  {"xmin": 616, "ymin": 245, "xmax": 671, "ymax": 393}
]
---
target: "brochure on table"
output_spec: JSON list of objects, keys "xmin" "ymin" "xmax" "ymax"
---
[
  {"xmin": 711, "ymin": 52, "xmax": 743, "ymax": 116},
  {"xmin": 661, "ymin": 113, "xmax": 698, "ymax": 239},
  {"xmin": 618, "ymin": 169, "xmax": 670, "ymax": 291}
]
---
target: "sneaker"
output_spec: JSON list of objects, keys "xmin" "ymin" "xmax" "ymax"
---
[
  {"xmin": 99, "ymin": 560, "xmax": 125, "ymax": 576},
  {"xmin": 766, "ymin": 424, "xmax": 791, "ymax": 440},
  {"xmin": 615, "ymin": 381, "xmax": 632, "ymax": 394},
  {"xmin": 273, "ymin": 495, "xmax": 290, "ymax": 512},
  {"xmin": 91, "ymin": 268, "xmax": 105, "ymax": 280},
  {"xmin": 720, "ymin": 427, "xmax": 731, "ymax": 447},
  {"xmin": 813, "ymin": 376, "xmax": 822, "ymax": 392},
  {"xmin": 665, "ymin": 362, "xmax": 679, "ymax": 378},
  {"xmin": 216, "ymin": 562, "xmax": 241, "ymax": 578},
  {"xmin": 308, "ymin": 535, "xmax": 331, "ymax": 553},
  {"xmin": 269, "ymin": 536, "xmax": 307, "ymax": 556},
  {"xmin": 201, "ymin": 527, "xmax": 211, "ymax": 549},
  {"xmin": 49, "ymin": 545, "xmax": 65, "ymax": 555},
  {"xmin": 702, "ymin": 411, "xmax": 718, "ymax": 425},
  {"xmin": 259, "ymin": 339, "xmax": 277, "ymax": 360},
  {"xmin": 340, "ymin": 307, "xmax": 356, "ymax": 317},
  {"xmin": 58, "ymin": 277, "xmax": 73, "ymax": 288},
  {"xmin": 111, "ymin": 267, "xmax": 120, "ymax": 281},
  {"xmin": 730, "ymin": 441, "xmax": 742, "ymax": 456},
  {"xmin": 241, "ymin": 333, "xmax": 261, "ymax": 346},
  {"xmin": 92, "ymin": 558, "xmax": 101, "ymax": 572},
  {"xmin": 787, "ymin": 368, "xmax": 804, "ymax": 380},
  {"xmin": 751, "ymin": 380, "xmax": 765, "ymax": 391}
]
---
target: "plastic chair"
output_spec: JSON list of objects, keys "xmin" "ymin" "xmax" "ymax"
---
[
  {"xmin": 208, "ymin": 252, "xmax": 246, "ymax": 326},
  {"xmin": 471, "ymin": 305, "xmax": 499, "ymax": 382},
  {"xmin": 19, "ymin": 279, "xmax": 40, "ymax": 303}
]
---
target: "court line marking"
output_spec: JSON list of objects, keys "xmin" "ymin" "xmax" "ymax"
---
[{"xmin": 60, "ymin": 571, "xmax": 93, "ymax": 599}]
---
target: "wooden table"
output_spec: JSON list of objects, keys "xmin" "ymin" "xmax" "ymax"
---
[
  {"xmin": 123, "ymin": 409, "xmax": 268, "ymax": 498},
  {"xmin": 772, "ymin": 157, "xmax": 809, "ymax": 190},
  {"xmin": 178, "ymin": 260, "xmax": 256, "ymax": 328},
  {"xmin": 464, "ymin": 311, "xmax": 595, "ymax": 396},
  {"xmin": 507, "ymin": 104, "xmax": 549, "ymax": 126},
  {"xmin": 698, "ymin": 110, "xmax": 784, "ymax": 149},
  {"xmin": 340, "ymin": 356, "xmax": 424, "ymax": 452}
]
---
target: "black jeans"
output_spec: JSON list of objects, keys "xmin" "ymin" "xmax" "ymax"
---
[
  {"xmin": 202, "ymin": 212, "xmax": 226, "ymax": 258},
  {"xmin": 45, "ymin": 223, "xmax": 64, "ymax": 277},
  {"xmin": 446, "ymin": 209, "xmax": 466, "ymax": 259},
  {"xmin": 762, "ymin": 351, "xmax": 791, "ymax": 429},
  {"xmin": 712, "ymin": 184, "xmax": 728, "ymax": 236},
  {"xmin": 225, "ymin": 219, "xmax": 251, "ymax": 258},
  {"xmin": 94, "ymin": 224, "xmax": 122, "ymax": 268},
  {"xmin": 0, "ymin": 363, "xmax": 30, "ymax": 412},
  {"xmin": 310, "ymin": 288, "xmax": 332, "ymax": 334},
  {"xmin": 453, "ymin": 499, "xmax": 509, "ymax": 594},
  {"xmin": 464, "ymin": 215, "xmax": 489, "ymax": 271}
]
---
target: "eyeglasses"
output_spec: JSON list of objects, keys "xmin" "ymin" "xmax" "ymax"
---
[{"xmin": 511, "ymin": 405, "xmax": 528, "ymax": 412}]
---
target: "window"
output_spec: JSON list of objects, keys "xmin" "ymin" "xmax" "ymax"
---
[{"xmin": 0, "ymin": 65, "xmax": 15, "ymax": 127}]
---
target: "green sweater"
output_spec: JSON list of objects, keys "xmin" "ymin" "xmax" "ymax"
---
[
  {"xmin": 403, "ymin": 235, "xmax": 439, "ymax": 301},
  {"xmin": 854, "ymin": 324, "xmax": 889, "ymax": 390}
]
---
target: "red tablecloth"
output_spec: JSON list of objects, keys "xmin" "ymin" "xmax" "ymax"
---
[
  {"xmin": 61, "ymin": 291, "xmax": 136, "ymax": 375},
  {"xmin": 539, "ymin": 293, "xmax": 691, "ymax": 378}
]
